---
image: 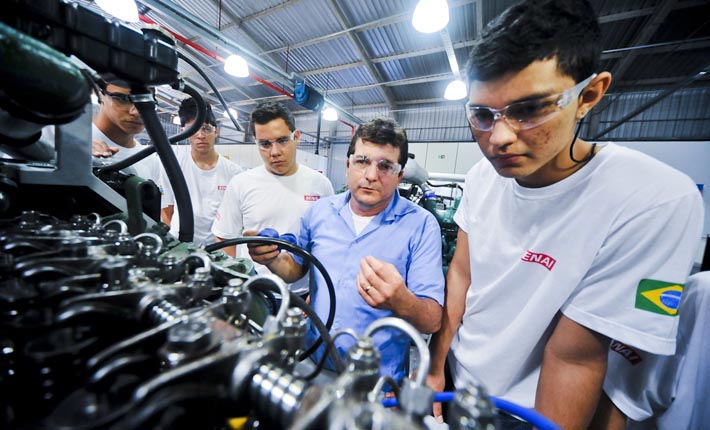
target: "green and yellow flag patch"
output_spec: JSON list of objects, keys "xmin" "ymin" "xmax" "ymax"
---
[{"xmin": 635, "ymin": 279, "xmax": 683, "ymax": 316}]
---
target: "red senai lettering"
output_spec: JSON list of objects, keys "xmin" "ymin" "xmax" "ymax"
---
[
  {"xmin": 521, "ymin": 250, "xmax": 556, "ymax": 271},
  {"xmin": 610, "ymin": 341, "xmax": 643, "ymax": 365}
]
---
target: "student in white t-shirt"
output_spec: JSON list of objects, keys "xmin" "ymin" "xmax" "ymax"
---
[
  {"xmin": 602, "ymin": 270, "xmax": 710, "ymax": 430},
  {"xmin": 212, "ymin": 101, "xmax": 334, "ymax": 297},
  {"xmin": 92, "ymin": 82, "xmax": 160, "ymax": 181},
  {"xmin": 159, "ymin": 98, "xmax": 243, "ymax": 246},
  {"xmin": 425, "ymin": 1, "xmax": 704, "ymax": 429}
]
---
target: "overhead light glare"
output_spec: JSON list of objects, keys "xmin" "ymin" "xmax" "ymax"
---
[
  {"xmin": 412, "ymin": 0, "xmax": 449, "ymax": 33},
  {"xmin": 322, "ymin": 107, "xmax": 338, "ymax": 121},
  {"xmin": 95, "ymin": 0, "xmax": 139, "ymax": 23},
  {"xmin": 223, "ymin": 108, "xmax": 238, "ymax": 119},
  {"xmin": 224, "ymin": 55, "xmax": 250, "ymax": 78},
  {"xmin": 444, "ymin": 79, "xmax": 467, "ymax": 100},
  {"xmin": 90, "ymin": 93, "xmax": 99, "ymax": 105},
  {"xmin": 172, "ymin": 115, "xmax": 181, "ymax": 125}
]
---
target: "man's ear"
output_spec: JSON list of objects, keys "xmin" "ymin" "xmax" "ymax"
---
[
  {"xmin": 577, "ymin": 72, "xmax": 612, "ymax": 119},
  {"xmin": 293, "ymin": 129, "xmax": 301, "ymax": 142}
]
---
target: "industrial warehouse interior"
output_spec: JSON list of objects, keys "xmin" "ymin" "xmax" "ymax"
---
[{"xmin": 1, "ymin": 0, "xmax": 708, "ymax": 429}]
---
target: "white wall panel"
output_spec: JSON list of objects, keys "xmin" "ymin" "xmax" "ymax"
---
[{"xmin": 425, "ymin": 142, "xmax": 458, "ymax": 173}]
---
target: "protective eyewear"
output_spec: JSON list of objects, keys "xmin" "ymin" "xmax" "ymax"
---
[
  {"xmin": 348, "ymin": 154, "xmax": 402, "ymax": 177},
  {"xmin": 465, "ymin": 73, "xmax": 597, "ymax": 132},
  {"xmin": 103, "ymin": 89, "xmax": 157, "ymax": 106},
  {"xmin": 256, "ymin": 130, "xmax": 296, "ymax": 150},
  {"xmin": 197, "ymin": 125, "xmax": 216, "ymax": 134}
]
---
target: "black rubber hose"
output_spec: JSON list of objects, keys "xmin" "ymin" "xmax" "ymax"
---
[
  {"xmin": 204, "ymin": 237, "xmax": 336, "ymax": 358},
  {"xmin": 247, "ymin": 283, "xmax": 344, "ymax": 373},
  {"xmin": 164, "ymin": 80, "xmax": 207, "ymax": 143},
  {"xmin": 96, "ymin": 82, "xmax": 206, "ymax": 174},
  {"xmin": 132, "ymin": 89, "xmax": 194, "ymax": 242},
  {"xmin": 177, "ymin": 51, "xmax": 242, "ymax": 132}
]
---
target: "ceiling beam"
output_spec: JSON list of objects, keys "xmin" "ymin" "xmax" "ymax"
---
[
  {"xmin": 324, "ymin": 0, "xmax": 397, "ymax": 111},
  {"xmin": 220, "ymin": 0, "xmax": 308, "ymax": 31},
  {"xmin": 259, "ymin": 0, "xmax": 477, "ymax": 56},
  {"xmin": 610, "ymin": 1, "xmax": 678, "ymax": 81}
]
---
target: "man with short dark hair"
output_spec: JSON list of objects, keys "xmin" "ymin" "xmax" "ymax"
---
[
  {"xmin": 426, "ymin": 0, "xmax": 703, "ymax": 428},
  {"xmin": 212, "ymin": 101, "xmax": 334, "ymax": 298},
  {"xmin": 92, "ymin": 82, "xmax": 159, "ymax": 180},
  {"xmin": 247, "ymin": 117, "xmax": 445, "ymax": 381},
  {"xmin": 159, "ymin": 97, "xmax": 243, "ymax": 246}
]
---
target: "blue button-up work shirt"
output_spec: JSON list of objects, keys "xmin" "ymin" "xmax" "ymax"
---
[{"xmin": 299, "ymin": 190, "xmax": 445, "ymax": 381}]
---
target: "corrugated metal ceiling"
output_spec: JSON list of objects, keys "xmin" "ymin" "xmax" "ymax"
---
[{"xmin": 75, "ymin": 0, "xmax": 710, "ymax": 143}]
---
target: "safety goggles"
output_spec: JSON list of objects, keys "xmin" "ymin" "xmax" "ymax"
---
[
  {"xmin": 465, "ymin": 73, "xmax": 597, "ymax": 132},
  {"xmin": 348, "ymin": 154, "xmax": 402, "ymax": 176},
  {"xmin": 256, "ymin": 130, "xmax": 296, "ymax": 150}
]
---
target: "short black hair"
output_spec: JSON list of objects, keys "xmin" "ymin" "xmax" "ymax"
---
[
  {"xmin": 250, "ymin": 101, "xmax": 296, "ymax": 134},
  {"xmin": 178, "ymin": 97, "xmax": 216, "ymax": 127},
  {"xmin": 347, "ymin": 117, "xmax": 409, "ymax": 169},
  {"xmin": 466, "ymin": 0, "xmax": 601, "ymax": 84}
]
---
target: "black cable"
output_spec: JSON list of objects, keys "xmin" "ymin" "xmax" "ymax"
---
[
  {"xmin": 96, "ymin": 82, "xmax": 206, "ymax": 174},
  {"xmin": 204, "ymin": 237, "xmax": 337, "ymax": 358},
  {"xmin": 569, "ymin": 117, "xmax": 596, "ymax": 164},
  {"xmin": 425, "ymin": 181, "xmax": 463, "ymax": 191},
  {"xmin": 246, "ymin": 284, "xmax": 344, "ymax": 374},
  {"xmin": 299, "ymin": 328, "xmax": 338, "ymax": 380},
  {"xmin": 177, "ymin": 52, "xmax": 243, "ymax": 132},
  {"xmin": 288, "ymin": 293, "xmax": 344, "ymax": 373},
  {"xmin": 132, "ymin": 88, "xmax": 194, "ymax": 243}
]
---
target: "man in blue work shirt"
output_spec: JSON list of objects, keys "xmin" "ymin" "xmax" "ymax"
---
[{"xmin": 247, "ymin": 117, "xmax": 445, "ymax": 381}]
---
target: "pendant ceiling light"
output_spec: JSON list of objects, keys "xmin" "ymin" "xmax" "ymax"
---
[
  {"xmin": 222, "ymin": 108, "xmax": 238, "ymax": 119},
  {"xmin": 322, "ymin": 107, "xmax": 338, "ymax": 121},
  {"xmin": 224, "ymin": 55, "xmax": 250, "ymax": 78},
  {"xmin": 444, "ymin": 79, "xmax": 467, "ymax": 100},
  {"xmin": 95, "ymin": 0, "xmax": 139, "ymax": 23},
  {"xmin": 412, "ymin": 0, "xmax": 450, "ymax": 33}
]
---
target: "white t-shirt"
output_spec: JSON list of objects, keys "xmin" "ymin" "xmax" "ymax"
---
[
  {"xmin": 604, "ymin": 271, "xmax": 710, "ymax": 428},
  {"xmin": 449, "ymin": 143, "xmax": 704, "ymax": 408},
  {"xmin": 92, "ymin": 123, "xmax": 160, "ymax": 181},
  {"xmin": 212, "ymin": 164, "xmax": 335, "ymax": 295},
  {"xmin": 159, "ymin": 146, "xmax": 244, "ymax": 246}
]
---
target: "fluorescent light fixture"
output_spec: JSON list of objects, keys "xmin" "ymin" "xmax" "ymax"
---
[
  {"xmin": 224, "ymin": 55, "xmax": 250, "ymax": 78},
  {"xmin": 412, "ymin": 0, "xmax": 449, "ymax": 33},
  {"xmin": 322, "ymin": 107, "xmax": 338, "ymax": 121},
  {"xmin": 444, "ymin": 79, "xmax": 467, "ymax": 100},
  {"xmin": 95, "ymin": 0, "xmax": 139, "ymax": 23},
  {"xmin": 222, "ymin": 108, "xmax": 238, "ymax": 119},
  {"xmin": 172, "ymin": 115, "xmax": 181, "ymax": 125}
]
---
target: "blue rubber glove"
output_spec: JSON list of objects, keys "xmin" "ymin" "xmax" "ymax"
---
[{"xmin": 257, "ymin": 228, "xmax": 303, "ymax": 265}]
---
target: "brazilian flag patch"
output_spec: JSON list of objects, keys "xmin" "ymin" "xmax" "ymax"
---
[{"xmin": 635, "ymin": 279, "xmax": 683, "ymax": 316}]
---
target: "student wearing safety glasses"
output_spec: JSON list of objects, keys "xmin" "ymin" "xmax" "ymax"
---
[
  {"xmin": 246, "ymin": 117, "xmax": 445, "ymax": 382},
  {"xmin": 158, "ymin": 98, "xmax": 243, "ymax": 246},
  {"xmin": 426, "ymin": 0, "xmax": 703, "ymax": 429},
  {"xmin": 212, "ymin": 101, "xmax": 334, "ymax": 300},
  {"xmin": 92, "ymin": 82, "xmax": 160, "ymax": 181}
]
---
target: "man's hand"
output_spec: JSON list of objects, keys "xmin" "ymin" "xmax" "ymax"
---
[
  {"xmin": 356, "ymin": 255, "xmax": 410, "ymax": 310},
  {"xmin": 426, "ymin": 372, "xmax": 446, "ymax": 422},
  {"xmin": 92, "ymin": 139, "xmax": 119, "ymax": 158},
  {"xmin": 244, "ymin": 230, "xmax": 281, "ymax": 267}
]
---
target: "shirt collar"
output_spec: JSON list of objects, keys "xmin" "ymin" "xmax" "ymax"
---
[{"xmin": 331, "ymin": 190, "xmax": 416, "ymax": 223}]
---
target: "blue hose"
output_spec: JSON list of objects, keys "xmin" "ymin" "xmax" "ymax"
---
[{"xmin": 381, "ymin": 391, "xmax": 560, "ymax": 430}]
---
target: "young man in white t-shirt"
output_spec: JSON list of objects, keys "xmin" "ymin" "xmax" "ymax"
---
[
  {"xmin": 425, "ymin": 1, "xmax": 704, "ymax": 429},
  {"xmin": 159, "ymin": 98, "xmax": 243, "ymax": 246},
  {"xmin": 92, "ymin": 82, "xmax": 159, "ymax": 181},
  {"xmin": 212, "ymin": 101, "xmax": 334, "ymax": 297}
]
